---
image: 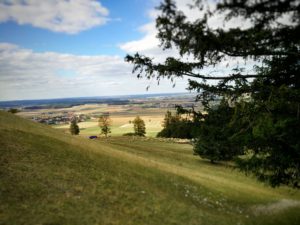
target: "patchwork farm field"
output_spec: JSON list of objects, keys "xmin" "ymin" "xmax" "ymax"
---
[
  {"xmin": 18, "ymin": 100, "xmax": 182, "ymax": 137},
  {"xmin": 1, "ymin": 111, "xmax": 300, "ymax": 225}
]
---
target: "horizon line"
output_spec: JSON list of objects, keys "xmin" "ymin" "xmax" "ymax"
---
[{"xmin": 0, "ymin": 92, "xmax": 196, "ymax": 103}]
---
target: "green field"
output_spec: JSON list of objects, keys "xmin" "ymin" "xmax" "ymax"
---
[{"xmin": 1, "ymin": 111, "xmax": 300, "ymax": 225}]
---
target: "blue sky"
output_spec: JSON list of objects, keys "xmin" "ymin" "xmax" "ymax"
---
[
  {"xmin": 0, "ymin": 0, "xmax": 194, "ymax": 101},
  {"xmin": 0, "ymin": 0, "xmax": 154, "ymax": 56},
  {"xmin": 0, "ymin": 0, "xmax": 284, "ymax": 101},
  {"xmin": 1, "ymin": 0, "xmax": 247, "ymax": 101}
]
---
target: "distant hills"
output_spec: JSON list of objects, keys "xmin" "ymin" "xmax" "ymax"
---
[{"xmin": 0, "ymin": 92, "xmax": 194, "ymax": 109}]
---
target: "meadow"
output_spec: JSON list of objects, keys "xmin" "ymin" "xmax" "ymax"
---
[{"xmin": 1, "ymin": 111, "xmax": 300, "ymax": 225}]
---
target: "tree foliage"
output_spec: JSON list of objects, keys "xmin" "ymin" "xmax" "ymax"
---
[
  {"xmin": 98, "ymin": 113, "xmax": 112, "ymax": 137},
  {"xmin": 8, "ymin": 108, "xmax": 20, "ymax": 114},
  {"xmin": 133, "ymin": 116, "xmax": 146, "ymax": 136},
  {"xmin": 70, "ymin": 119, "xmax": 80, "ymax": 135},
  {"xmin": 193, "ymin": 99, "xmax": 243, "ymax": 163},
  {"xmin": 157, "ymin": 110, "xmax": 197, "ymax": 139},
  {"xmin": 125, "ymin": 0, "xmax": 300, "ymax": 187}
]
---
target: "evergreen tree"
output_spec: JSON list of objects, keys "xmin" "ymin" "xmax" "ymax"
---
[
  {"xmin": 70, "ymin": 119, "xmax": 80, "ymax": 135},
  {"xmin": 125, "ymin": 0, "xmax": 300, "ymax": 187},
  {"xmin": 98, "ymin": 113, "xmax": 112, "ymax": 137},
  {"xmin": 133, "ymin": 116, "xmax": 146, "ymax": 136},
  {"xmin": 193, "ymin": 99, "xmax": 242, "ymax": 163}
]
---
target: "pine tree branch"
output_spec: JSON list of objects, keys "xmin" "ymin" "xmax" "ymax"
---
[
  {"xmin": 221, "ymin": 50, "xmax": 299, "ymax": 57},
  {"xmin": 181, "ymin": 71, "xmax": 264, "ymax": 80}
]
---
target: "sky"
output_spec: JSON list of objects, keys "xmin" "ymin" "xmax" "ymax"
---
[
  {"xmin": 0, "ymin": 0, "xmax": 196, "ymax": 101},
  {"xmin": 0, "ymin": 0, "xmax": 279, "ymax": 101}
]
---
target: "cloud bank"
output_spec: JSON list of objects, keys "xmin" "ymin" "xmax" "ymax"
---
[
  {"xmin": 0, "ymin": 43, "xmax": 187, "ymax": 100},
  {"xmin": 0, "ymin": 0, "xmax": 109, "ymax": 34}
]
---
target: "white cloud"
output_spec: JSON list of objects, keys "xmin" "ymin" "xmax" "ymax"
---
[
  {"xmin": 120, "ymin": 0, "xmax": 258, "ymax": 79},
  {"xmin": 0, "ymin": 43, "xmax": 188, "ymax": 100},
  {"xmin": 0, "ymin": 0, "xmax": 109, "ymax": 34},
  {"xmin": 119, "ymin": 19, "xmax": 181, "ymax": 63},
  {"xmin": 120, "ymin": 0, "xmax": 252, "ymax": 57},
  {"xmin": 120, "ymin": 0, "xmax": 208, "ymax": 62},
  {"xmin": 120, "ymin": 22, "xmax": 159, "ymax": 54}
]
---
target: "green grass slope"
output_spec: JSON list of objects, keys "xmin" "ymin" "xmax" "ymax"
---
[{"xmin": 0, "ymin": 111, "xmax": 299, "ymax": 225}]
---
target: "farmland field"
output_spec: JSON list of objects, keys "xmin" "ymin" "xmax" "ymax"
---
[
  {"xmin": 55, "ymin": 114, "xmax": 164, "ymax": 137},
  {"xmin": 16, "ymin": 95, "xmax": 198, "ymax": 137}
]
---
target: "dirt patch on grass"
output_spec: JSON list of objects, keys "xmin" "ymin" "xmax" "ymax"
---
[{"xmin": 252, "ymin": 199, "xmax": 300, "ymax": 215}]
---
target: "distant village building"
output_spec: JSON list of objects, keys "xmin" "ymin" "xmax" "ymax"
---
[{"xmin": 31, "ymin": 112, "xmax": 88, "ymax": 125}]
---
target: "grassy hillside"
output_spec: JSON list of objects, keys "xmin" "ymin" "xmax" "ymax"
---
[{"xmin": 0, "ymin": 111, "xmax": 300, "ymax": 225}]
